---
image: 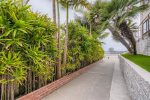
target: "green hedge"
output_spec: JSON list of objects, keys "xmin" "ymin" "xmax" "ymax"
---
[
  {"xmin": 0, "ymin": 0, "xmax": 104, "ymax": 99},
  {"xmin": 66, "ymin": 22, "xmax": 104, "ymax": 72}
]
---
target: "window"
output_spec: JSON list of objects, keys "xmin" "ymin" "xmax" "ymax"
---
[
  {"xmin": 143, "ymin": 22, "xmax": 146, "ymax": 33},
  {"xmin": 146, "ymin": 20, "xmax": 149, "ymax": 31},
  {"xmin": 149, "ymin": 19, "xmax": 150, "ymax": 29},
  {"xmin": 143, "ymin": 19, "xmax": 150, "ymax": 34}
]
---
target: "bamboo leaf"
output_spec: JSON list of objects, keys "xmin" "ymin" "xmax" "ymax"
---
[
  {"xmin": 0, "ymin": 29, "xmax": 13, "ymax": 38},
  {"xmin": 12, "ymin": 29, "xmax": 17, "ymax": 38}
]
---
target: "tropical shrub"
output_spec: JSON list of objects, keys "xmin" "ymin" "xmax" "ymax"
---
[
  {"xmin": 0, "ymin": 0, "xmax": 56, "ymax": 99},
  {"xmin": 0, "ymin": 0, "xmax": 104, "ymax": 100},
  {"xmin": 66, "ymin": 22, "xmax": 104, "ymax": 73}
]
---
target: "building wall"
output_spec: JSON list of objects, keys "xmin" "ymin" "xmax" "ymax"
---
[
  {"xmin": 137, "ymin": 37, "xmax": 150, "ymax": 56},
  {"xmin": 140, "ymin": 7, "xmax": 150, "ymax": 22},
  {"xmin": 137, "ymin": 1, "xmax": 150, "ymax": 56}
]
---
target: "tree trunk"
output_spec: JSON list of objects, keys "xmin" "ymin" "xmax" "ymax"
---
[
  {"xmin": 25, "ymin": 78, "xmax": 28, "ymax": 94},
  {"xmin": 63, "ymin": 4, "xmax": 69, "ymax": 75},
  {"xmin": 32, "ymin": 72, "xmax": 36, "ymax": 90},
  {"xmin": 108, "ymin": 25, "xmax": 133, "ymax": 53},
  {"xmin": 28, "ymin": 68, "xmax": 32, "ymax": 93},
  {"xmin": 89, "ymin": 22, "xmax": 92, "ymax": 36},
  {"xmin": 56, "ymin": 0, "xmax": 61, "ymax": 79},
  {"xmin": 4, "ymin": 83, "xmax": 6, "ymax": 100},
  {"xmin": 10, "ymin": 82, "xmax": 14, "ymax": 100},
  {"xmin": 38, "ymin": 76, "xmax": 42, "ymax": 88},
  {"xmin": 52, "ymin": 0, "xmax": 56, "ymax": 24},
  {"xmin": 1, "ymin": 75, "xmax": 4, "ymax": 100},
  {"xmin": 52, "ymin": 0, "xmax": 58, "ymax": 80},
  {"xmin": 7, "ymin": 76, "xmax": 10, "ymax": 100},
  {"xmin": 130, "ymin": 32, "xmax": 137, "ymax": 55},
  {"xmin": 118, "ymin": 21, "xmax": 137, "ymax": 55}
]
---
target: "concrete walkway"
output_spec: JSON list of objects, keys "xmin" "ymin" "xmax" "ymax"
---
[{"xmin": 42, "ymin": 55, "xmax": 131, "ymax": 100}]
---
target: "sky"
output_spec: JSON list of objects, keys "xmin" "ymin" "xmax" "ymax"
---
[{"xmin": 28, "ymin": 0, "xmax": 129, "ymax": 51}]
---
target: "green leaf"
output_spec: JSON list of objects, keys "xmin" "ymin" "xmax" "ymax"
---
[
  {"xmin": 0, "ymin": 29, "xmax": 13, "ymax": 38},
  {"xmin": 18, "ymin": 29, "xmax": 27, "ymax": 33},
  {"xmin": 12, "ymin": 29, "xmax": 17, "ymax": 38}
]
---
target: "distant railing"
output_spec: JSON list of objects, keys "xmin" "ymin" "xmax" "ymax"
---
[{"xmin": 105, "ymin": 51, "xmax": 127, "ymax": 54}]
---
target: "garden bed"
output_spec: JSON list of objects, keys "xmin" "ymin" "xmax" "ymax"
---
[{"xmin": 122, "ymin": 53, "xmax": 150, "ymax": 72}]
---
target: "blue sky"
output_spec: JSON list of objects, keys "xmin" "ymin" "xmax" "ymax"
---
[{"xmin": 28, "ymin": 0, "xmax": 128, "ymax": 51}]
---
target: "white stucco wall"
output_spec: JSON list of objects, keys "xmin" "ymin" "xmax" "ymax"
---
[
  {"xmin": 137, "ymin": 2, "xmax": 150, "ymax": 56},
  {"xmin": 137, "ymin": 37, "xmax": 150, "ymax": 56}
]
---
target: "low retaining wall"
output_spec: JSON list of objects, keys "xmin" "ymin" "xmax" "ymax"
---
[
  {"xmin": 119, "ymin": 55, "xmax": 150, "ymax": 100},
  {"xmin": 17, "ymin": 60, "xmax": 100, "ymax": 100}
]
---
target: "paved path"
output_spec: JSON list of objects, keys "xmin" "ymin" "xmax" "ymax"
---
[{"xmin": 42, "ymin": 55, "xmax": 131, "ymax": 100}]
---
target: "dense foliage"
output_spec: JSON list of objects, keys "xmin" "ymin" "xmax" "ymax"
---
[
  {"xmin": 0, "ymin": 0, "xmax": 104, "ymax": 100},
  {"xmin": 66, "ymin": 22, "xmax": 104, "ymax": 72},
  {"xmin": 0, "ymin": 0, "xmax": 57, "ymax": 100}
]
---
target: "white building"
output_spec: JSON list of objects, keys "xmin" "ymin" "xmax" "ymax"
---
[{"xmin": 137, "ymin": 0, "xmax": 150, "ymax": 56}]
